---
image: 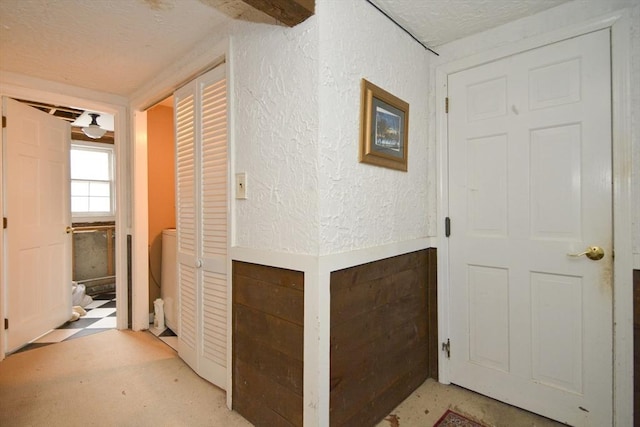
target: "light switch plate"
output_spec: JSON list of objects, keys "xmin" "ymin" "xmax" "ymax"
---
[{"xmin": 236, "ymin": 173, "xmax": 247, "ymax": 199}]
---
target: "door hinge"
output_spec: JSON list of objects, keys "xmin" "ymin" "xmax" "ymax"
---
[
  {"xmin": 2, "ymin": 217, "xmax": 6, "ymax": 229},
  {"xmin": 4, "ymin": 319, "xmax": 8, "ymax": 330},
  {"xmin": 442, "ymin": 338, "xmax": 450, "ymax": 359},
  {"xmin": 2, "ymin": 116, "xmax": 6, "ymax": 128},
  {"xmin": 445, "ymin": 217, "xmax": 451, "ymax": 237},
  {"xmin": 445, "ymin": 97, "xmax": 449, "ymax": 113}
]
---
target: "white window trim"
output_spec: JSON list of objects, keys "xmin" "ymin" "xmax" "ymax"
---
[{"xmin": 71, "ymin": 140, "xmax": 116, "ymax": 223}]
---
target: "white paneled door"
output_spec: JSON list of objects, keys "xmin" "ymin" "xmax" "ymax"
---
[
  {"xmin": 447, "ymin": 30, "xmax": 612, "ymax": 426},
  {"xmin": 4, "ymin": 97, "xmax": 72, "ymax": 352},
  {"xmin": 174, "ymin": 65, "xmax": 228, "ymax": 389}
]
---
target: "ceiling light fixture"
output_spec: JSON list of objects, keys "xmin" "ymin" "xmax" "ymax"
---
[{"xmin": 82, "ymin": 113, "xmax": 107, "ymax": 139}]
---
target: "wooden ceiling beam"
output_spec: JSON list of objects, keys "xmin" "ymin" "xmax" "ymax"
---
[{"xmin": 240, "ymin": 0, "xmax": 314, "ymax": 27}]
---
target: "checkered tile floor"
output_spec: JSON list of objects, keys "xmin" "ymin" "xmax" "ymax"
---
[
  {"xmin": 149, "ymin": 325, "xmax": 178, "ymax": 351},
  {"xmin": 13, "ymin": 292, "xmax": 117, "ymax": 354}
]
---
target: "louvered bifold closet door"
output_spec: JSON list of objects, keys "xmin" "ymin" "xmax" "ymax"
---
[
  {"xmin": 174, "ymin": 83, "xmax": 199, "ymax": 372},
  {"xmin": 174, "ymin": 64, "xmax": 228, "ymax": 390},
  {"xmin": 198, "ymin": 69, "xmax": 228, "ymax": 387}
]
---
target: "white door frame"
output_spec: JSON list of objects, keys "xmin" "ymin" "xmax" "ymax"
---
[
  {"xmin": 0, "ymin": 79, "xmax": 130, "ymax": 360},
  {"xmin": 435, "ymin": 11, "xmax": 634, "ymax": 426}
]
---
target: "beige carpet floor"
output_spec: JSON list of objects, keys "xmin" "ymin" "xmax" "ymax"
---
[
  {"xmin": 0, "ymin": 330, "xmax": 251, "ymax": 427},
  {"xmin": 1, "ymin": 330, "xmax": 565, "ymax": 427}
]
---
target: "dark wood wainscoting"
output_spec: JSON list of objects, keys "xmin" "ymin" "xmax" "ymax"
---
[
  {"xmin": 232, "ymin": 261, "xmax": 304, "ymax": 427},
  {"xmin": 330, "ymin": 248, "xmax": 437, "ymax": 426},
  {"xmin": 634, "ymin": 269, "xmax": 640, "ymax": 425}
]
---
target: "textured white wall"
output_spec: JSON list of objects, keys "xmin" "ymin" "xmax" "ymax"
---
[
  {"xmin": 433, "ymin": 0, "xmax": 640, "ymax": 264},
  {"xmin": 317, "ymin": 0, "xmax": 432, "ymax": 255},
  {"xmin": 231, "ymin": 0, "xmax": 433, "ymax": 256},
  {"xmin": 230, "ymin": 18, "xmax": 320, "ymax": 255}
]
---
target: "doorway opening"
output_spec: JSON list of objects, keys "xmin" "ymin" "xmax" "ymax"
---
[{"xmin": 145, "ymin": 95, "xmax": 178, "ymax": 351}]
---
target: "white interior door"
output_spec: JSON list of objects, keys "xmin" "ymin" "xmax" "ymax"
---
[
  {"xmin": 447, "ymin": 29, "xmax": 612, "ymax": 426},
  {"xmin": 174, "ymin": 65, "xmax": 228, "ymax": 389},
  {"xmin": 4, "ymin": 97, "xmax": 72, "ymax": 352}
]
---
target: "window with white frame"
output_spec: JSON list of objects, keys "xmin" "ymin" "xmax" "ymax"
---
[{"xmin": 70, "ymin": 142, "xmax": 115, "ymax": 221}]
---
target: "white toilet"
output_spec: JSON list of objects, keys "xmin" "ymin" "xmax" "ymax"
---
[{"xmin": 161, "ymin": 228, "xmax": 178, "ymax": 333}]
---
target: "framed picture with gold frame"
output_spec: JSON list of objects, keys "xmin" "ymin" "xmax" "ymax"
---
[{"xmin": 359, "ymin": 79, "xmax": 409, "ymax": 171}]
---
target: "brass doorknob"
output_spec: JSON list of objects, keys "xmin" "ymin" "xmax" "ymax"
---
[
  {"xmin": 65, "ymin": 226, "xmax": 74, "ymax": 234},
  {"xmin": 567, "ymin": 246, "xmax": 604, "ymax": 261}
]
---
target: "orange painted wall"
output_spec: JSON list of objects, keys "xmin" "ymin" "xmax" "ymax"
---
[{"xmin": 147, "ymin": 104, "xmax": 175, "ymax": 311}]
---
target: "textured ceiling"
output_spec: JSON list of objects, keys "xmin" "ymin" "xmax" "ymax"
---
[
  {"xmin": 370, "ymin": 0, "xmax": 570, "ymax": 48},
  {"xmin": 0, "ymin": 0, "xmax": 270, "ymax": 97},
  {"xmin": 0, "ymin": 0, "xmax": 570, "ymax": 98}
]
